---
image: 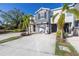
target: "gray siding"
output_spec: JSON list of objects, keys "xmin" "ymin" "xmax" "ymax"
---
[{"xmin": 35, "ymin": 9, "xmax": 52, "ymax": 24}]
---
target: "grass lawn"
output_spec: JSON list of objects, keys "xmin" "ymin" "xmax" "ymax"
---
[
  {"xmin": 0, "ymin": 36, "xmax": 23, "ymax": 44},
  {"xmin": 55, "ymin": 41, "xmax": 79, "ymax": 56},
  {"xmin": 0, "ymin": 29, "xmax": 22, "ymax": 34}
]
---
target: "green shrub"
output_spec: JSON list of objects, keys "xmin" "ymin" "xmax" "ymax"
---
[{"xmin": 13, "ymin": 29, "xmax": 22, "ymax": 32}]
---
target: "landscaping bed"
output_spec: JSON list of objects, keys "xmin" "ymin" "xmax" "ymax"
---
[
  {"xmin": 0, "ymin": 36, "xmax": 23, "ymax": 44},
  {"xmin": 55, "ymin": 40, "xmax": 79, "ymax": 56},
  {"xmin": 0, "ymin": 29, "xmax": 23, "ymax": 34},
  {"xmin": 0, "ymin": 30, "xmax": 11, "ymax": 34}
]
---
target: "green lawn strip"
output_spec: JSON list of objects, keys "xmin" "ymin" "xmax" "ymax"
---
[
  {"xmin": 0, "ymin": 36, "xmax": 23, "ymax": 44},
  {"xmin": 55, "ymin": 41, "xmax": 68, "ymax": 56},
  {"xmin": 56, "ymin": 49, "xmax": 71, "ymax": 56},
  {"xmin": 55, "ymin": 41, "xmax": 79, "ymax": 56},
  {"xmin": 59, "ymin": 42, "xmax": 79, "ymax": 56}
]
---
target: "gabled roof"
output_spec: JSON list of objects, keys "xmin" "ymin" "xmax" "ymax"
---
[
  {"xmin": 35, "ymin": 7, "xmax": 50, "ymax": 14},
  {"xmin": 35, "ymin": 3, "xmax": 77, "ymax": 14}
]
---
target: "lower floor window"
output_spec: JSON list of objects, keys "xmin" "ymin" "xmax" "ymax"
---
[{"xmin": 75, "ymin": 20, "xmax": 79, "ymax": 27}]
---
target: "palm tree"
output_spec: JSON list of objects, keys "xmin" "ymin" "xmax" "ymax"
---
[
  {"xmin": 20, "ymin": 15, "xmax": 32, "ymax": 35},
  {"xmin": 52, "ymin": 3, "xmax": 79, "ymax": 42}
]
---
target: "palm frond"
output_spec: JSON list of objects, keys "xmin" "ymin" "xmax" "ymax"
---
[
  {"xmin": 62, "ymin": 3, "xmax": 69, "ymax": 11},
  {"xmin": 68, "ymin": 8, "xmax": 79, "ymax": 19},
  {"xmin": 20, "ymin": 15, "xmax": 31, "ymax": 30}
]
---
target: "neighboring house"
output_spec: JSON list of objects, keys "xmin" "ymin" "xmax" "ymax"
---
[{"xmin": 32, "ymin": 3, "xmax": 79, "ymax": 34}]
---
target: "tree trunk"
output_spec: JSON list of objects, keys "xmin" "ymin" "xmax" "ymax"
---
[
  {"xmin": 57, "ymin": 28, "xmax": 66, "ymax": 43},
  {"xmin": 60, "ymin": 28, "xmax": 66, "ymax": 42},
  {"xmin": 28, "ymin": 27, "xmax": 29, "ymax": 35},
  {"xmin": 30, "ymin": 25, "xmax": 31, "ymax": 34}
]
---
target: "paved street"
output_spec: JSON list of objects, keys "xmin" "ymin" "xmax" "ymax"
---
[
  {"xmin": 0, "ymin": 33, "xmax": 21, "ymax": 40},
  {"xmin": 67, "ymin": 36, "xmax": 79, "ymax": 53},
  {"xmin": 0, "ymin": 33, "xmax": 56, "ymax": 56}
]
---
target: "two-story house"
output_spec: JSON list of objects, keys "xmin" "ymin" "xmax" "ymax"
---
[{"xmin": 34, "ymin": 7, "xmax": 52, "ymax": 33}]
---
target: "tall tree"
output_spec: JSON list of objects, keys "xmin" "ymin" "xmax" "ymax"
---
[
  {"xmin": 0, "ymin": 8, "xmax": 24, "ymax": 29},
  {"xmin": 0, "ymin": 20, "xmax": 2, "ymax": 25},
  {"xmin": 20, "ymin": 15, "xmax": 32, "ymax": 34}
]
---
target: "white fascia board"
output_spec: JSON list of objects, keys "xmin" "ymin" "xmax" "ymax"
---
[
  {"xmin": 35, "ymin": 7, "xmax": 50, "ymax": 14},
  {"xmin": 51, "ymin": 7, "xmax": 62, "ymax": 11}
]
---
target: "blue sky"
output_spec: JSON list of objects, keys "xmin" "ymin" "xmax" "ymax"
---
[
  {"xmin": 0, "ymin": 3, "xmax": 64, "ymax": 23},
  {"xmin": 0, "ymin": 3, "xmax": 63, "ymax": 15}
]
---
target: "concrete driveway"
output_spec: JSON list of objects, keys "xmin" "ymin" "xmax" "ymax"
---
[{"xmin": 0, "ymin": 33, "xmax": 56, "ymax": 56}]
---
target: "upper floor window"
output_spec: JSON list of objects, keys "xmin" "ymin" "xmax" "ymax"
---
[
  {"xmin": 40, "ymin": 13, "xmax": 44, "ymax": 18},
  {"xmin": 38, "ymin": 13, "xmax": 40, "ymax": 19},
  {"xmin": 44, "ymin": 12, "xmax": 47, "ymax": 19},
  {"xmin": 38, "ymin": 12, "xmax": 47, "ymax": 19},
  {"xmin": 66, "ymin": 13, "xmax": 72, "ymax": 16}
]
